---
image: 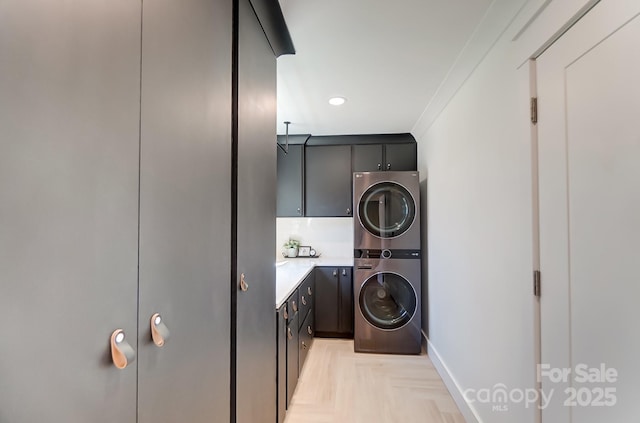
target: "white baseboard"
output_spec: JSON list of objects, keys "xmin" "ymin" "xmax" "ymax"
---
[{"xmin": 422, "ymin": 330, "xmax": 483, "ymax": 423}]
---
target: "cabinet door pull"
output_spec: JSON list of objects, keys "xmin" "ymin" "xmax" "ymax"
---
[
  {"xmin": 292, "ymin": 301, "xmax": 298, "ymax": 312},
  {"xmin": 377, "ymin": 163, "xmax": 381, "ymax": 170},
  {"xmin": 342, "ymin": 269, "xmax": 347, "ymax": 276},
  {"xmin": 287, "ymin": 327, "xmax": 293, "ymax": 340},
  {"xmin": 301, "ymin": 295, "xmax": 307, "ymax": 306},
  {"xmin": 333, "ymin": 270, "xmax": 338, "ymax": 277},
  {"xmin": 346, "ymin": 207, "xmax": 351, "ymax": 215},
  {"xmin": 387, "ymin": 163, "xmax": 391, "ymax": 170},
  {"xmin": 283, "ymin": 305, "xmax": 289, "ymax": 320},
  {"xmin": 302, "ymin": 341, "xmax": 307, "ymax": 349},
  {"xmin": 307, "ymin": 286, "xmax": 312, "ymax": 296},
  {"xmin": 150, "ymin": 313, "xmax": 170, "ymax": 347},
  {"xmin": 240, "ymin": 273, "xmax": 249, "ymax": 291},
  {"xmin": 307, "ymin": 325, "xmax": 313, "ymax": 336},
  {"xmin": 297, "ymin": 207, "xmax": 301, "ymax": 214},
  {"xmin": 110, "ymin": 329, "xmax": 135, "ymax": 370}
]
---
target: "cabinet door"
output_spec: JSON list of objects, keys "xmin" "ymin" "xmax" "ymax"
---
[
  {"xmin": 314, "ymin": 268, "xmax": 339, "ymax": 334},
  {"xmin": 286, "ymin": 315, "xmax": 300, "ymax": 406},
  {"xmin": 137, "ymin": 1, "xmax": 232, "ymax": 422},
  {"xmin": 352, "ymin": 144, "xmax": 383, "ymax": 172},
  {"xmin": 384, "ymin": 143, "xmax": 417, "ymax": 171},
  {"xmin": 0, "ymin": 2, "xmax": 140, "ymax": 421},
  {"xmin": 277, "ymin": 308, "xmax": 287, "ymax": 423},
  {"xmin": 305, "ymin": 145, "xmax": 353, "ymax": 217},
  {"xmin": 277, "ymin": 144, "xmax": 304, "ymax": 216},
  {"xmin": 236, "ymin": 0, "xmax": 278, "ymax": 421},
  {"xmin": 299, "ymin": 309, "xmax": 314, "ymax": 373},
  {"xmin": 338, "ymin": 268, "xmax": 354, "ymax": 336}
]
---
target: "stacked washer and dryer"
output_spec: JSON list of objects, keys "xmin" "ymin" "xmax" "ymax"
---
[{"xmin": 353, "ymin": 171, "xmax": 422, "ymax": 354}]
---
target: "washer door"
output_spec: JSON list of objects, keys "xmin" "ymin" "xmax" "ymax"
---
[
  {"xmin": 359, "ymin": 272, "xmax": 417, "ymax": 330},
  {"xmin": 358, "ymin": 182, "xmax": 416, "ymax": 238}
]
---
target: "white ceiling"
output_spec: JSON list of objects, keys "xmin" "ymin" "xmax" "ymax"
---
[{"xmin": 276, "ymin": 0, "xmax": 494, "ymax": 136}]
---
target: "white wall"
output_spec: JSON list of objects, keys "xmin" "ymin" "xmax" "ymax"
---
[
  {"xmin": 275, "ymin": 217, "xmax": 353, "ymax": 259},
  {"xmin": 413, "ymin": 0, "xmax": 597, "ymax": 421}
]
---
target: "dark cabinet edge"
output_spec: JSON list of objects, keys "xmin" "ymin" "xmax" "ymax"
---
[
  {"xmin": 276, "ymin": 134, "xmax": 311, "ymax": 145},
  {"xmin": 306, "ymin": 133, "xmax": 416, "ymax": 146},
  {"xmin": 247, "ymin": 0, "xmax": 295, "ymax": 57}
]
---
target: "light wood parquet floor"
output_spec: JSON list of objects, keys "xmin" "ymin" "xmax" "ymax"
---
[{"xmin": 284, "ymin": 338, "xmax": 465, "ymax": 423}]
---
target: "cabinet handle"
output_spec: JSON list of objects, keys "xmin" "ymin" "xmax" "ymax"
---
[
  {"xmin": 150, "ymin": 313, "xmax": 170, "ymax": 348},
  {"xmin": 292, "ymin": 301, "xmax": 298, "ymax": 312},
  {"xmin": 333, "ymin": 270, "xmax": 337, "ymax": 277},
  {"xmin": 110, "ymin": 329, "xmax": 135, "ymax": 370},
  {"xmin": 307, "ymin": 325, "xmax": 313, "ymax": 336},
  {"xmin": 342, "ymin": 269, "xmax": 347, "ymax": 276},
  {"xmin": 239, "ymin": 273, "xmax": 249, "ymax": 291},
  {"xmin": 307, "ymin": 286, "xmax": 312, "ymax": 296},
  {"xmin": 302, "ymin": 341, "xmax": 307, "ymax": 349},
  {"xmin": 301, "ymin": 295, "xmax": 307, "ymax": 306},
  {"xmin": 297, "ymin": 207, "xmax": 301, "ymax": 214},
  {"xmin": 377, "ymin": 163, "xmax": 381, "ymax": 170},
  {"xmin": 287, "ymin": 327, "xmax": 293, "ymax": 340},
  {"xmin": 387, "ymin": 163, "xmax": 391, "ymax": 170},
  {"xmin": 346, "ymin": 207, "xmax": 351, "ymax": 215},
  {"xmin": 283, "ymin": 305, "xmax": 289, "ymax": 320}
]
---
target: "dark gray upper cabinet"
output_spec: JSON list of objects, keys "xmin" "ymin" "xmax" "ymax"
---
[
  {"xmin": 0, "ymin": 2, "xmax": 141, "ymax": 421},
  {"xmin": 305, "ymin": 145, "xmax": 353, "ymax": 217},
  {"xmin": 384, "ymin": 142, "xmax": 417, "ymax": 171},
  {"xmin": 352, "ymin": 144, "xmax": 384, "ymax": 172},
  {"xmin": 277, "ymin": 144, "xmax": 304, "ymax": 216},
  {"xmin": 352, "ymin": 142, "xmax": 417, "ymax": 172},
  {"xmin": 137, "ymin": 1, "xmax": 232, "ymax": 422}
]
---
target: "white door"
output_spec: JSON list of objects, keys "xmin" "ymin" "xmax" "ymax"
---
[{"xmin": 537, "ymin": 1, "xmax": 640, "ymax": 422}]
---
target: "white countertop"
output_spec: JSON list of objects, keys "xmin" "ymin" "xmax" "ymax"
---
[{"xmin": 275, "ymin": 256, "xmax": 354, "ymax": 308}]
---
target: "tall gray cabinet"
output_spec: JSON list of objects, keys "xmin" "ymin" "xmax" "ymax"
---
[
  {"xmin": 0, "ymin": 2, "xmax": 141, "ymax": 422},
  {"xmin": 0, "ymin": 1, "xmax": 292, "ymax": 422},
  {"xmin": 235, "ymin": 0, "xmax": 278, "ymax": 421},
  {"xmin": 137, "ymin": 1, "xmax": 233, "ymax": 422}
]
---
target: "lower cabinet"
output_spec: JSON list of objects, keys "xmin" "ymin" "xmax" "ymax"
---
[
  {"xmin": 315, "ymin": 267, "xmax": 354, "ymax": 337},
  {"xmin": 286, "ymin": 312, "xmax": 299, "ymax": 406},
  {"xmin": 276, "ymin": 271, "xmax": 315, "ymax": 422},
  {"xmin": 276, "ymin": 307, "xmax": 287, "ymax": 423}
]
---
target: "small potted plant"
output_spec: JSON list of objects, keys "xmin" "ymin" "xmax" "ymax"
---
[{"xmin": 283, "ymin": 239, "xmax": 300, "ymax": 258}]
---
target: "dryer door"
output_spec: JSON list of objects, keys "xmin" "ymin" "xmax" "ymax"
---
[
  {"xmin": 358, "ymin": 182, "xmax": 416, "ymax": 239},
  {"xmin": 359, "ymin": 272, "xmax": 417, "ymax": 330}
]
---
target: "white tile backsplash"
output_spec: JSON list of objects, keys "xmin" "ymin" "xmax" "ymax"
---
[{"xmin": 276, "ymin": 218, "xmax": 354, "ymax": 259}]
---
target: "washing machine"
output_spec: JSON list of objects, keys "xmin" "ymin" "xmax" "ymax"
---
[
  {"xmin": 354, "ymin": 256, "xmax": 421, "ymax": 354},
  {"xmin": 353, "ymin": 171, "xmax": 420, "ymax": 252}
]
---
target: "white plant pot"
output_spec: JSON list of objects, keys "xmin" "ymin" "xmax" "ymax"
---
[{"xmin": 286, "ymin": 247, "xmax": 297, "ymax": 258}]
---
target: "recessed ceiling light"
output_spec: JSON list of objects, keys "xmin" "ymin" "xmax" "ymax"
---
[{"xmin": 328, "ymin": 96, "xmax": 346, "ymax": 106}]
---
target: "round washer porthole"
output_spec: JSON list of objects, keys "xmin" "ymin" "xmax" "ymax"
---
[
  {"xmin": 358, "ymin": 182, "xmax": 416, "ymax": 239},
  {"xmin": 359, "ymin": 272, "xmax": 417, "ymax": 330}
]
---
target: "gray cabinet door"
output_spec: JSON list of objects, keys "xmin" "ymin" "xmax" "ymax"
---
[
  {"xmin": 305, "ymin": 145, "xmax": 353, "ymax": 217},
  {"xmin": 0, "ymin": 2, "xmax": 141, "ymax": 422},
  {"xmin": 384, "ymin": 143, "xmax": 417, "ymax": 171},
  {"xmin": 137, "ymin": 1, "xmax": 232, "ymax": 422},
  {"xmin": 277, "ymin": 144, "xmax": 304, "ymax": 216},
  {"xmin": 286, "ymin": 314, "xmax": 300, "ymax": 406},
  {"xmin": 277, "ymin": 307, "xmax": 288, "ymax": 423},
  {"xmin": 314, "ymin": 267, "xmax": 353, "ymax": 337},
  {"xmin": 314, "ymin": 268, "xmax": 340, "ymax": 334},
  {"xmin": 236, "ymin": 0, "xmax": 277, "ymax": 421},
  {"xmin": 338, "ymin": 268, "xmax": 354, "ymax": 336},
  {"xmin": 353, "ymin": 144, "xmax": 384, "ymax": 172}
]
